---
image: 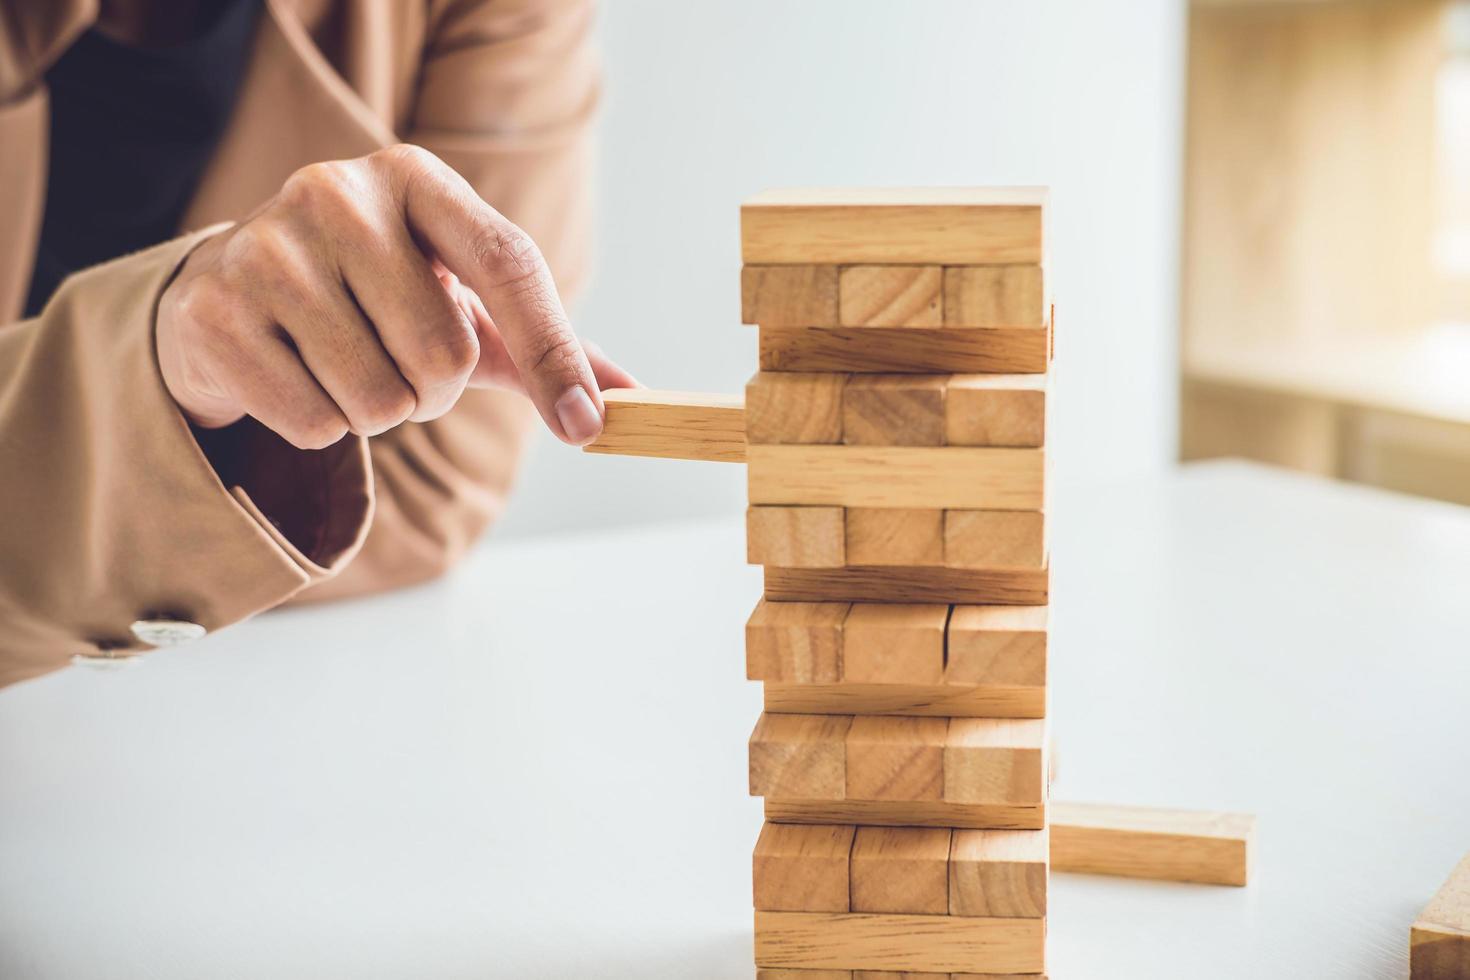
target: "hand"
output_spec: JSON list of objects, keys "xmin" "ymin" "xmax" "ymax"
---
[{"xmin": 156, "ymin": 144, "xmax": 635, "ymax": 449}]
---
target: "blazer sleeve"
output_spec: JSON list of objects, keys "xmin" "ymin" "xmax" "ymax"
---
[{"xmin": 289, "ymin": 0, "xmax": 600, "ymax": 603}]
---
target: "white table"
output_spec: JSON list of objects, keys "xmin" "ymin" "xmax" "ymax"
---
[{"xmin": 3, "ymin": 461, "xmax": 1469, "ymax": 979}]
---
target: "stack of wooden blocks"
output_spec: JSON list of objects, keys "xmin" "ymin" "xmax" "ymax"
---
[{"xmin": 741, "ymin": 188, "xmax": 1053, "ymax": 979}]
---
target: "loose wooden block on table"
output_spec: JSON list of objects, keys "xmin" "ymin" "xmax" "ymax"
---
[
  {"xmin": 945, "ymin": 606, "xmax": 1047, "ymax": 693},
  {"xmin": 747, "ymin": 371, "xmax": 847, "ymax": 444},
  {"xmin": 943, "ymin": 265, "xmax": 1046, "ymax": 327},
  {"xmin": 748, "ymin": 445, "xmax": 1045, "ymax": 510},
  {"xmin": 766, "ymin": 798, "xmax": 1043, "ymax": 831},
  {"xmin": 842, "ymin": 376, "xmax": 947, "ymax": 447},
  {"xmin": 743, "ymin": 265, "xmax": 840, "ymax": 326},
  {"xmin": 839, "ymin": 266, "xmax": 942, "ymax": 327},
  {"xmin": 1412, "ymin": 850, "xmax": 1470, "ymax": 979},
  {"xmin": 753, "ymin": 910, "xmax": 1045, "ymax": 974},
  {"xmin": 749, "ymin": 506, "xmax": 846, "ymax": 568},
  {"xmin": 1048, "ymin": 802, "xmax": 1254, "ymax": 887},
  {"xmin": 759, "ymin": 326, "xmax": 1050, "ymax": 375},
  {"xmin": 846, "ymin": 509, "xmax": 945, "ymax": 566},
  {"xmin": 850, "ymin": 827, "xmax": 952, "ymax": 914},
  {"xmin": 950, "ymin": 829, "xmax": 1048, "ymax": 918},
  {"xmin": 763, "ymin": 682, "xmax": 1044, "ymax": 719},
  {"xmin": 765, "ymin": 566, "xmax": 1048, "ymax": 606},
  {"xmin": 946, "ymin": 374, "xmax": 1048, "ymax": 448},
  {"xmin": 944, "ymin": 510, "xmax": 1048, "ymax": 569},
  {"xmin": 944, "ymin": 719, "xmax": 1047, "ymax": 806},
  {"xmin": 754, "ymin": 822, "xmax": 856, "ymax": 913},
  {"xmin": 750, "ymin": 713, "xmax": 851, "ymax": 799},
  {"xmin": 741, "ymin": 187, "xmax": 1047, "ymax": 265},
  {"xmin": 842, "ymin": 604, "xmax": 948, "ymax": 684},
  {"xmin": 747, "ymin": 599, "xmax": 849, "ymax": 684},
  {"xmin": 845, "ymin": 716, "xmax": 947, "ymax": 801},
  {"xmin": 583, "ymin": 390, "xmax": 745, "ymax": 462}
]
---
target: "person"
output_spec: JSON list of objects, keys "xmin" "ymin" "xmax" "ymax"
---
[{"xmin": 0, "ymin": 0, "xmax": 632, "ymax": 686}]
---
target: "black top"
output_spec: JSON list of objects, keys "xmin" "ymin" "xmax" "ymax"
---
[{"xmin": 24, "ymin": 0, "xmax": 261, "ymax": 317}]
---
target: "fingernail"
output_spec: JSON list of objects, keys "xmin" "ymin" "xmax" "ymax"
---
[{"xmin": 555, "ymin": 385, "xmax": 602, "ymax": 445}]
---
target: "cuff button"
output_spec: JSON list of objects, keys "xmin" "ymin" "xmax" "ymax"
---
[{"xmin": 130, "ymin": 619, "xmax": 207, "ymax": 647}]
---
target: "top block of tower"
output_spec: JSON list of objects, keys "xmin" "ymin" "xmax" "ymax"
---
[{"xmin": 741, "ymin": 187, "xmax": 1048, "ymax": 265}]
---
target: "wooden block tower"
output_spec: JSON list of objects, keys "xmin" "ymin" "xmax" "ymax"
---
[{"xmin": 740, "ymin": 188, "xmax": 1053, "ymax": 977}]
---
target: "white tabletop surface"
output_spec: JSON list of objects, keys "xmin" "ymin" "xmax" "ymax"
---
[{"xmin": 3, "ymin": 460, "xmax": 1469, "ymax": 979}]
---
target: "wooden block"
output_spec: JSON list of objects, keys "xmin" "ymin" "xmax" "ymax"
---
[
  {"xmin": 750, "ymin": 713, "xmax": 851, "ymax": 799},
  {"xmin": 583, "ymin": 389, "xmax": 745, "ymax": 462},
  {"xmin": 747, "ymin": 599, "xmax": 849, "ymax": 684},
  {"xmin": 839, "ymin": 266, "xmax": 942, "ymax": 327},
  {"xmin": 944, "ymin": 719, "xmax": 1046, "ymax": 805},
  {"xmin": 766, "ymin": 798, "xmax": 1043, "ymax": 831},
  {"xmin": 743, "ymin": 265, "xmax": 840, "ymax": 326},
  {"xmin": 854, "ymin": 973, "xmax": 952, "ymax": 980},
  {"xmin": 850, "ymin": 827, "xmax": 952, "ymax": 914},
  {"xmin": 759, "ymin": 971, "xmax": 854, "ymax": 980},
  {"xmin": 754, "ymin": 822, "xmax": 856, "ymax": 912},
  {"xmin": 945, "ymin": 606, "xmax": 1048, "ymax": 690},
  {"xmin": 760, "ymin": 326, "xmax": 1050, "ymax": 375},
  {"xmin": 1049, "ymin": 802, "xmax": 1255, "ymax": 887},
  {"xmin": 845, "ymin": 509, "xmax": 944, "ymax": 566},
  {"xmin": 944, "ymin": 511, "xmax": 1047, "ymax": 569},
  {"xmin": 845, "ymin": 716, "xmax": 947, "ymax": 802},
  {"xmin": 765, "ymin": 566, "xmax": 1048, "ymax": 606},
  {"xmin": 943, "ymin": 265, "xmax": 1045, "ymax": 327},
  {"xmin": 945, "ymin": 375, "xmax": 1048, "ymax": 447},
  {"xmin": 950, "ymin": 829, "xmax": 1048, "ymax": 918},
  {"xmin": 748, "ymin": 446, "xmax": 1045, "ymax": 510},
  {"xmin": 952, "ymin": 974, "xmax": 1049, "ymax": 980},
  {"xmin": 746, "ymin": 371, "xmax": 846, "ymax": 444},
  {"xmin": 841, "ymin": 604, "xmax": 948, "ymax": 684},
  {"xmin": 842, "ymin": 376, "xmax": 947, "ymax": 447},
  {"xmin": 749, "ymin": 506, "xmax": 846, "ymax": 568},
  {"xmin": 741, "ymin": 187, "xmax": 1047, "ymax": 265},
  {"xmin": 753, "ymin": 910, "xmax": 1045, "ymax": 974},
  {"xmin": 1412, "ymin": 851, "xmax": 1470, "ymax": 979},
  {"xmin": 763, "ymin": 682, "xmax": 1044, "ymax": 719}
]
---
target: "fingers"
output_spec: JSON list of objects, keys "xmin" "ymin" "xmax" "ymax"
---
[{"xmin": 210, "ymin": 325, "xmax": 351, "ymax": 451}]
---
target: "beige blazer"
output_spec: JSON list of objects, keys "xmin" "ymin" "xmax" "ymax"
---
[{"xmin": 0, "ymin": 0, "xmax": 598, "ymax": 686}]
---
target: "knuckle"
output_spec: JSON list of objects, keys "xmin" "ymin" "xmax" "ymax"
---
[
  {"xmin": 469, "ymin": 224, "xmax": 545, "ymax": 287},
  {"xmin": 525, "ymin": 330, "xmax": 580, "ymax": 377},
  {"xmin": 377, "ymin": 142, "xmax": 438, "ymax": 174},
  {"xmin": 280, "ymin": 161, "xmax": 355, "ymax": 213},
  {"xmin": 354, "ymin": 385, "xmax": 417, "ymax": 435},
  {"xmin": 413, "ymin": 325, "xmax": 480, "ymax": 387},
  {"xmin": 286, "ymin": 411, "xmax": 349, "ymax": 451}
]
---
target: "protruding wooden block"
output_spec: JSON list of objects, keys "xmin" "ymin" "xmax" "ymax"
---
[
  {"xmin": 753, "ymin": 910, "xmax": 1045, "ymax": 974},
  {"xmin": 765, "ymin": 566, "xmax": 1048, "ymax": 606},
  {"xmin": 741, "ymin": 187, "xmax": 1047, "ymax": 265},
  {"xmin": 945, "ymin": 374, "xmax": 1048, "ymax": 447},
  {"xmin": 944, "ymin": 511, "xmax": 1047, "ymax": 569},
  {"xmin": 842, "ymin": 604, "xmax": 948, "ymax": 683},
  {"xmin": 1049, "ymin": 802, "xmax": 1255, "ymax": 887},
  {"xmin": 850, "ymin": 827, "xmax": 952, "ymax": 914},
  {"xmin": 746, "ymin": 599, "xmax": 849, "ymax": 684},
  {"xmin": 583, "ymin": 389, "xmax": 745, "ymax": 462},
  {"xmin": 945, "ymin": 606, "xmax": 1047, "ymax": 690},
  {"xmin": 842, "ymin": 376, "xmax": 947, "ymax": 447},
  {"xmin": 748, "ymin": 506, "xmax": 846, "ymax": 568},
  {"xmin": 944, "ymin": 719, "xmax": 1046, "ymax": 805},
  {"xmin": 759, "ymin": 971, "xmax": 854, "ymax": 980},
  {"xmin": 762, "ymin": 682, "xmax": 1043, "ymax": 719},
  {"xmin": 839, "ymin": 266, "xmax": 942, "ymax": 327},
  {"xmin": 746, "ymin": 371, "xmax": 847, "ymax": 444},
  {"xmin": 845, "ymin": 508, "xmax": 944, "ymax": 566},
  {"xmin": 760, "ymin": 326, "xmax": 1050, "ymax": 375},
  {"xmin": 949, "ymin": 828, "xmax": 1049, "ymax": 918},
  {"xmin": 943, "ymin": 265, "xmax": 1045, "ymax": 327},
  {"xmin": 743, "ymin": 265, "xmax": 840, "ymax": 326},
  {"xmin": 750, "ymin": 713, "xmax": 851, "ymax": 799},
  {"xmin": 845, "ymin": 716, "xmax": 947, "ymax": 801},
  {"xmin": 748, "ymin": 446, "xmax": 1045, "ymax": 510},
  {"xmin": 765, "ymin": 799, "xmax": 1043, "ymax": 831},
  {"xmin": 754, "ymin": 822, "xmax": 856, "ymax": 912},
  {"xmin": 1412, "ymin": 850, "xmax": 1470, "ymax": 979}
]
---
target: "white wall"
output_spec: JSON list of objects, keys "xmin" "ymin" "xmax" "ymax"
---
[{"xmin": 496, "ymin": 0, "xmax": 1186, "ymax": 537}]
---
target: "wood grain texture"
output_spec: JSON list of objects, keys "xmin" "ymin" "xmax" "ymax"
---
[
  {"xmin": 845, "ymin": 716, "xmax": 947, "ymax": 802},
  {"xmin": 854, "ymin": 972, "xmax": 951, "ymax": 980},
  {"xmin": 945, "ymin": 606, "xmax": 1047, "ymax": 691},
  {"xmin": 944, "ymin": 511, "xmax": 1048, "ymax": 569},
  {"xmin": 746, "ymin": 599, "xmax": 849, "ymax": 684},
  {"xmin": 741, "ymin": 187, "xmax": 1047, "ymax": 265},
  {"xmin": 743, "ymin": 265, "xmax": 840, "ymax": 326},
  {"xmin": 753, "ymin": 822, "xmax": 856, "ymax": 913},
  {"xmin": 746, "ymin": 372, "xmax": 847, "ymax": 444},
  {"xmin": 843, "ymin": 376, "xmax": 947, "ymax": 447},
  {"xmin": 765, "ymin": 566, "xmax": 1048, "ymax": 605},
  {"xmin": 949, "ymin": 829, "xmax": 1048, "ymax": 918},
  {"xmin": 944, "ymin": 719, "xmax": 1046, "ymax": 806},
  {"xmin": 749, "ymin": 713, "xmax": 851, "ymax": 799},
  {"xmin": 839, "ymin": 266, "xmax": 942, "ymax": 327},
  {"xmin": 1412, "ymin": 851, "xmax": 1470, "ymax": 979},
  {"xmin": 753, "ymin": 910, "xmax": 1045, "ymax": 973},
  {"xmin": 762, "ymin": 682, "xmax": 1044, "ymax": 719},
  {"xmin": 946, "ymin": 375, "xmax": 1048, "ymax": 448},
  {"xmin": 850, "ymin": 827, "xmax": 952, "ymax": 914},
  {"xmin": 748, "ymin": 446, "xmax": 1045, "ymax": 510},
  {"xmin": 846, "ymin": 509, "xmax": 945, "ymax": 566},
  {"xmin": 1049, "ymin": 802, "xmax": 1255, "ymax": 887},
  {"xmin": 583, "ymin": 389, "xmax": 745, "ymax": 462},
  {"xmin": 748, "ymin": 506, "xmax": 847, "ymax": 568},
  {"xmin": 943, "ymin": 265, "xmax": 1045, "ymax": 327},
  {"xmin": 758, "ymin": 971, "xmax": 854, "ymax": 980},
  {"xmin": 841, "ymin": 604, "xmax": 948, "ymax": 684},
  {"xmin": 759, "ymin": 327, "xmax": 1050, "ymax": 375},
  {"xmin": 766, "ymin": 798, "xmax": 1044, "ymax": 831}
]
